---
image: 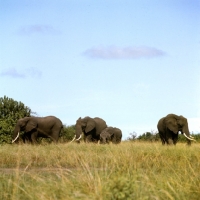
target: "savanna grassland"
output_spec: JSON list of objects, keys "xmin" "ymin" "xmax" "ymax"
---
[{"xmin": 0, "ymin": 142, "xmax": 200, "ymax": 200}]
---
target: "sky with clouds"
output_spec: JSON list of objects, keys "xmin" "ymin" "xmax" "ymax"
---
[{"xmin": 0, "ymin": 0, "xmax": 200, "ymax": 139}]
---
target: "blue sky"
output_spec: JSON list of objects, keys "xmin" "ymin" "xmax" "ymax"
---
[{"xmin": 1, "ymin": 0, "xmax": 200, "ymax": 139}]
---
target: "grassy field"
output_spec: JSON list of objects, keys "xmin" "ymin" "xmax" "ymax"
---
[{"xmin": 0, "ymin": 142, "xmax": 200, "ymax": 200}]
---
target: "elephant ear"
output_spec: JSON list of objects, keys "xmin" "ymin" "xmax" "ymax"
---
[
  {"xmin": 85, "ymin": 119, "xmax": 95, "ymax": 133},
  {"xmin": 25, "ymin": 118, "xmax": 37, "ymax": 132},
  {"xmin": 165, "ymin": 117, "xmax": 178, "ymax": 134}
]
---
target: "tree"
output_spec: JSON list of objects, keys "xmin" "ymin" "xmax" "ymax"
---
[
  {"xmin": 138, "ymin": 130, "xmax": 160, "ymax": 142},
  {"xmin": 60, "ymin": 124, "xmax": 76, "ymax": 142},
  {"xmin": 0, "ymin": 96, "xmax": 32, "ymax": 144},
  {"xmin": 126, "ymin": 132, "xmax": 137, "ymax": 141}
]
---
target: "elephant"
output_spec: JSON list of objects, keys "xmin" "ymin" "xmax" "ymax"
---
[
  {"xmin": 72, "ymin": 116, "xmax": 107, "ymax": 143},
  {"xmin": 100, "ymin": 127, "xmax": 122, "ymax": 144},
  {"xmin": 157, "ymin": 114, "xmax": 195, "ymax": 145},
  {"xmin": 12, "ymin": 116, "xmax": 63, "ymax": 144}
]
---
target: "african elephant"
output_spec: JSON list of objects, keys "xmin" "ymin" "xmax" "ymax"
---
[
  {"xmin": 12, "ymin": 116, "xmax": 63, "ymax": 144},
  {"xmin": 157, "ymin": 114, "xmax": 195, "ymax": 145},
  {"xmin": 100, "ymin": 127, "xmax": 122, "ymax": 144},
  {"xmin": 72, "ymin": 116, "xmax": 107, "ymax": 143}
]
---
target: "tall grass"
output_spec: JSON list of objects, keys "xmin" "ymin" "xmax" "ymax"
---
[{"xmin": 0, "ymin": 142, "xmax": 200, "ymax": 200}]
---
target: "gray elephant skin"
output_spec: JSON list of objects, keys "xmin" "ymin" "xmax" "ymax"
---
[
  {"xmin": 100, "ymin": 127, "xmax": 122, "ymax": 144},
  {"xmin": 157, "ymin": 114, "xmax": 195, "ymax": 145},
  {"xmin": 74, "ymin": 116, "xmax": 107, "ymax": 143},
  {"xmin": 12, "ymin": 116, "xmax": 63, "ymax": 144}
]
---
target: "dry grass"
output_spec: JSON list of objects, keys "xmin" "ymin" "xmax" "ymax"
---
[{"xmin": 0, "ymin": 142, "xmax": 200, "ymax": 200}]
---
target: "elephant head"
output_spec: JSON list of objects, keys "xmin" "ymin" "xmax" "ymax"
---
[
  {"xmin": 100, "ymin": 128, "xmax": 112, "ymax": 144},
  {"xmin": 73, "ymin": 117, "xmax": 83, "ymax": 141},
  {"xmin": 165, "ymin": 114, "xmax": 192, "ymax": 138},
  {"xmin": 72, "ymin": 116, "xmax": 107, "ymax": 143},
  {"xmin": 71, "ymin": 117, "xmax": 91, "ymax": 142},
  {"xmin": 12, "ymin": 117, "xmax": 37, "ymax": 143}
]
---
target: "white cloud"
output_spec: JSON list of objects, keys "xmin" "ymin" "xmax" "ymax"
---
[
  {"xmin": 0, "ymin": 68, "xmax": 25, "ymax": 78},
  {"xmin": 18, "ymin": 25, "xmax": 60, "ymax": 35},
  {"xmin": 83, "ymin": 46, "xmax": 166, "ymax": 59},
  {"xmin": 0, "ymin": 67, "xmax": 42, "ymax": 79}
]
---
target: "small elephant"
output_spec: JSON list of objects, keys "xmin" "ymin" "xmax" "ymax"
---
[
  {"xmin": 157, "ymin": 113, "xmax": 195, "ymax": 145},
  {"xmin": 12, "ymin": 116, "xmax": 63, "ymax": 144},
  {"xmin": 100, "ymin": 127, "xmax": 122, "ymax": 144},
  {"xmin": 72, "ymin": 116, "xmax": 107, "ymax": 143}
]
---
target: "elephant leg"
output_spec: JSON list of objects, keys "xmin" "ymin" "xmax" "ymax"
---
[
  {"xmin": 22, "ymin": 133, "xmax": 31, "ymax": 144},
  {"xmin": 165, "ymin": 130, "xmax": 174, "ymax": 145},
  {"xmin": 31, "ymin": 131, "xmax": 38, "ymax": 144},
  {"xmin": 111, "ymin": 137, "xmax": 117, "ymax": 144},
  {"xmin": 51, "ymin": 137, "xmax": 57, "ymax": 143},
  {"xmin": 115, "ymin": 138, "xmax": 121, "ymax": 144},
  {"xmin": 22, "ymin": 134, "xmax": 27, "ymax": 143},
  {"xmin": 84, "ymin": 135, "xmax": 93, "ymax": 143},
  {"xmin": 49, "ymin": 132, "xmax": 59, "ymax": 143},
  {"xmin": 187, "ymin": 140, "xmax": 191, "ymax": 146},
  {"xmin": 92, "ymin": 138, "xmax": 99, "ymax": 143},
  {"xmin": 159, "ymin": 133, "xmax": 166, "ymax": 145},
  {"xmin": 172, "ymin": 134, "xmax": 178, "ymax": 145},
  {"xmin": 50, "ymin": 126, "xmax": 61, "ymax": 143},
  {"xmin": 161, "ymin": 138, "xmax": 165, "ymax": 145},
  {"xmin": 167, "ymin": 138, "xmax": 174, "ymax": 145}
]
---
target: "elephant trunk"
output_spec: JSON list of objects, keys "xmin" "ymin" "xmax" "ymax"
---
[
  {"xmin": 100, "ymin": 138, "xmax": 106, "ymax": 144},
  {"xmin": 100, "ymin": 135, "xmax": 109, "ymax": 144},
  {"xmin": 70, "ymin": 122, "xmax": 82, "ymax": 142},
  {"xmin": 75, "ymin": 125, "xmax": 82, "ymax": 140}
]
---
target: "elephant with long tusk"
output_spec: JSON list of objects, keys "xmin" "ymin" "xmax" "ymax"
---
[
  {"xmin": 157, "ymin": 113, "xmax": 196, "ymax": 145},
  {"xmin": 12, "ymin": 116, "xmax": 63, "ymax": 144},
  {"xmin": 71, "ymin": 116, "xmax": 107, "ymax": 143}
]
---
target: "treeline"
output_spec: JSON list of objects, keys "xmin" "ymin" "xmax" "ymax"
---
[
  {"xmin": 1, "ymin": 96, "xmax": 200, "ymax": 145},
  {"xmin": 0, "ymin": 96, "xmax": 74, "ymax": 144},
  {"xmin": 127, "ymin": 131, "xmax": 200, "ymax": 142}
]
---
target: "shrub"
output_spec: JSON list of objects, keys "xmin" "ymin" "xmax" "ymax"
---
[{"xmin": 0, "ymin": 96, "xmax": 32, "ymax": 144}]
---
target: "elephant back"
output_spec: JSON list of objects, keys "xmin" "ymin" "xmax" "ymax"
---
[
  {"xmin": 93, "ymin": 117, "xmax": 107, "ymax": 135},
  {"xmin": 113, "ymin": 127, "xmax": 122, "ymax": 138}
]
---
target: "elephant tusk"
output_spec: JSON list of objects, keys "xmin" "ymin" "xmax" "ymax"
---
[
  {"xmin": 70, "ymin": 135, "xmax": 82, "ymax": 143},
  {"xmin": 189, "ymin": 135, "xmax": 195, "ymax": 139},
  {"xmin": 76, "ymin": 135, "xmax": 81, "ymax": 141},
  {"xmin": 70, "ymin": 135, "xmax": 76, "ymax": 143},
  {"xmin": 12, "ymin": 132, "xmax": 20, "ymax": 143},
  {"xmin": 183, "ymin": 133, "xmax": 196, "ymax": 141}
]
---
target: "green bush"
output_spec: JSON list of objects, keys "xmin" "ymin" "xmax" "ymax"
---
[
  {"xmin": 60, "ymin": 124, "xmax": 76, "ymax": 142},
  {"xmin": 0, "ymin": 96, "xmax": 32, "ymax": 144}
]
